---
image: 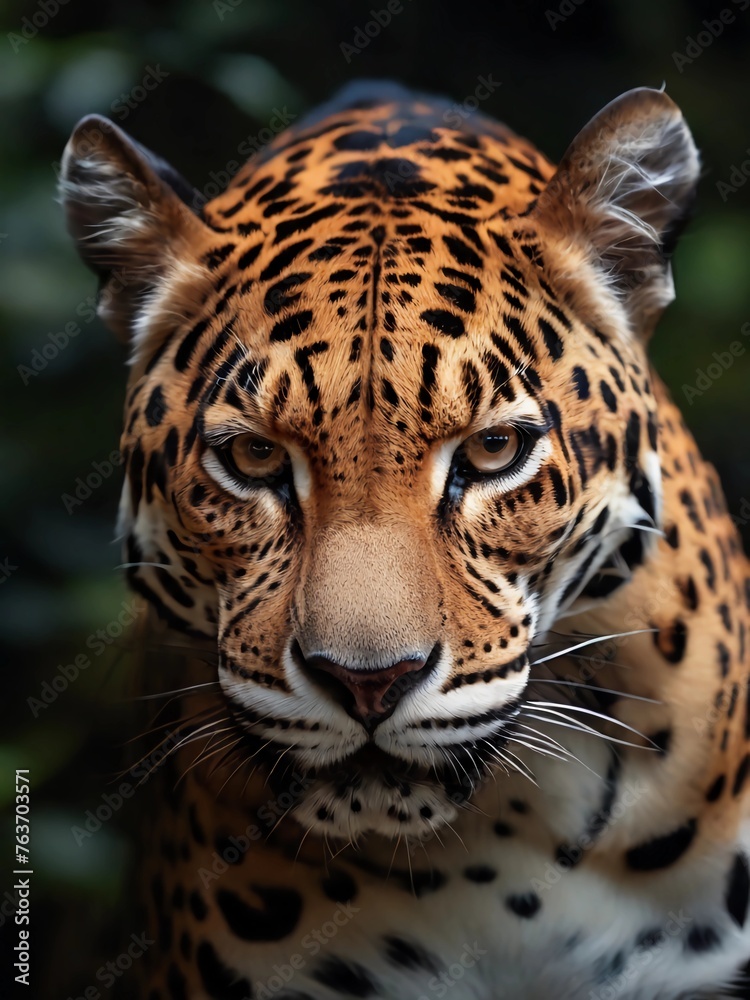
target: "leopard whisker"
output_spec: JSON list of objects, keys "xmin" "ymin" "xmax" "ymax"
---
[{"xmin": 529, "ymin": 628, "xmax": 657, "ymax": 667}]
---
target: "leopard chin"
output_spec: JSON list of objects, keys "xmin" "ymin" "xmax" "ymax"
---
[{"xmin": 284, "ymin": 745, "xmax": 480, "ymax": 841}]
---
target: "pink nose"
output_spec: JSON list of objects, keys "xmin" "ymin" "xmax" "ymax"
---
[{"xmin": 297, "ymin": 647, "xmax": 434, "ymax": 729}]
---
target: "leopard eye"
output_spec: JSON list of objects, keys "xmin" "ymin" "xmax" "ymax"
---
[
  {"xmin": 226, "ymin": 433, "xmax": 289, "ymax": 480},
  {"xmin": 462, "ymin": 425, "xmax": 523, "ymax": 474}
]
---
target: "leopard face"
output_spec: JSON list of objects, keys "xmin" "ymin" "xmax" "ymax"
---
[{"xmin": 61, "ymin": 84, "xmax": 699, "ymax": 840}]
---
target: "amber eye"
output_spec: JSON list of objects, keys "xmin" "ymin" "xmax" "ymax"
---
[
  {"xmin": 227, "ymin": 433, "xmax": 289, "ymax": 479},
  {"xmin": 462, "ymin": 425, "xmax": 524, "ymax": 474}
]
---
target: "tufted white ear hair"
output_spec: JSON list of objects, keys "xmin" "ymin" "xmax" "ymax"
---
[
  {"xmin": 59, "ymin": 115, "xmax": 214, "ymax": 349},
  {"xmin": 532, "ymin": 88, "xmax": 700, "ymax": 338}
]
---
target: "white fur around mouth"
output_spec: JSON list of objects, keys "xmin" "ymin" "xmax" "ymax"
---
[{"xmin": 290, "ymin": 769, "xmax": 459, "ymax": 840}]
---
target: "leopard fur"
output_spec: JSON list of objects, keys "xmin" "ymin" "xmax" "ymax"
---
[{"xmin": 60, "ymin": 82, "xmax": 750, "ymax": 999}]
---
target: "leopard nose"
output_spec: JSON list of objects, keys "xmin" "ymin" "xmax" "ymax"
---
[{"xmin": 293, "ymin": 642, "xmax": 439, "ymax": 729}]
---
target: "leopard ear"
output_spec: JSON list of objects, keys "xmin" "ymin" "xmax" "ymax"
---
[
  {"xmin": 532, "ymin": 88, "xmax": 700, "ymax": 338},
  {"xmin": 60, "ymin": 115, "xmax": 214, "ymax": 347}
]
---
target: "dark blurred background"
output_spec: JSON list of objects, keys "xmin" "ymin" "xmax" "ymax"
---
[{"xmin": 0, "ymin": 0, "xmax": 748, "ymax": 994}]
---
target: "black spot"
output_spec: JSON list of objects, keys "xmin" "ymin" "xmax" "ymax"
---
[
  {"xmin": 443, "ymin": 234, "xmax": 483, "ymax": 268},
  {"xmin": 273, "ymin": 203, "xmax": 344, "ymax": 245},
  {"xmin": 706, "ymin": 774, "xmax": 726, "ymax": 802},
  {"xmin": 420, "ymin": 309, "xmax": 465, "ymax": 338},
  {"xmin": 685, "ymin": 925, "xmax": 721, "ymax": 953},
  {"xmin": 647, "ymin": 729, "xmax": 671, "ymax": 754},
  {"xmin": 464, "ymin": 865, "xmax": 497, "ymax": 883},
  {"xmin": 636, "ymin": 927, "xmax": 664, "ymax": 950},
  {"xmin": 436, "ymin": 282, "xmax": 475, "ymax": 313},
  {"xmin": 260, "ymin": 239, "xmax": 314, "ymax": 280},
  {"xmin": 733, "ymin": 754, "xmax": 750, "ymax": 797},
  {"xmin": 494, "ymin": 821, "xmax": 514, "ymax": 837},
  {"xmin": 506, "ymin": 892, "xmax": 541, "ymax": 918},
  {"xmin": 214, "ymin": 834, "xmax": 244, "ymax": 865},
  {"xmin": 313, "ymin": 957, "xmax": 378, "ymax": 997},
  {"xmin": 404, "ymin": 870, "xmax": 447, "ymax": 897},
  {"xmin": 269, "ymin": 310, "xmax": 313, "ymax": 343},
  {"xmin": 216, "ymin": 886, "xmax": 302, "ymax": 941},
  {"xmin": 159, "ymin": 911, "xmax": 173, "ymax": 950},
  {"xmin": 189, "ymin": 891, "xmax": 208, "ymax": 920},
  {"xmin": 538, "ymin": 317, "xmax": 563, "ymax": 360},
  {"xmin": 382, "ymin": 378, "xmax": 399, "ymax": 406},
  {"xmin": 600, "ymin": 381, "xmax": 617, "ymax": 412},
  {"xmin": 321, "ymin": 869, "xmax": 358, "ymax": 904},
  {"xmin": 653, "ymin": 619, "xmax": 687, "ymax": 664},
  {"xmin": 237, "ymin": 243, "xmax": 262, "ymax": 269},
  {"xmin": 548, "ymin": 466, "xmax": 567, "ymax": 507},
  {"xmin": 167, "ymin": 963, "xmax": 187, "ymax": 1000},
  {"xmin": 718, "ymin": 641, "xmax": 732, "ymax": 678},
  {"xmin": 624, "ymin": 411, "xmax": 641, "ymax": 471},
  {"xmin": 145, "ymin": 386, "xmax": 166, "ymax": 426},
  {"xmin": 726, "ymin": 854, "xmax": 750, "ymax": 928},
  {"xmin": 196, "ymin": 941, "xmax": 251, "ymax": 999},
  {"xmin": 572, "ymin": 366, "xmax": 590, "ymax": 400},
  {"xmin": 333, "ymin": 130, "xmax": 381, "ymax": 151},
  {"xmin": 677, "ymin": 576, "xmax": 699, "ymax": 611},
  {"xmin": 174, "ymin": 318, "xmax": 209, "ymax": 372},
  {"xmin": 383, "ymin": 936, "xmax": 438, "ymax": 972},
  {"xmin": 380, "ymin": 337, "xmax": 394, "ymax": 361},
  {"xmin": 625, "ymin": 818, "xmax": 697, "ymax": 870}
]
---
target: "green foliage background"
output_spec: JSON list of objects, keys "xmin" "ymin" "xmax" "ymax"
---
[{"xmin": 0, "ymin": 0, "xmax": 748, "ymax": 989}]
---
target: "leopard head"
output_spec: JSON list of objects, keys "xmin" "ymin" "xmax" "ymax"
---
[{"xmin": 60, "ymin": 85, "xmax": 698, "ymax": 839}]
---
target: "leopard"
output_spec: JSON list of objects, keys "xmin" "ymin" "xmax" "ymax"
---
[{"xmin": 60, "ymin": 80, "xmax": 750, "ymax": 999}]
